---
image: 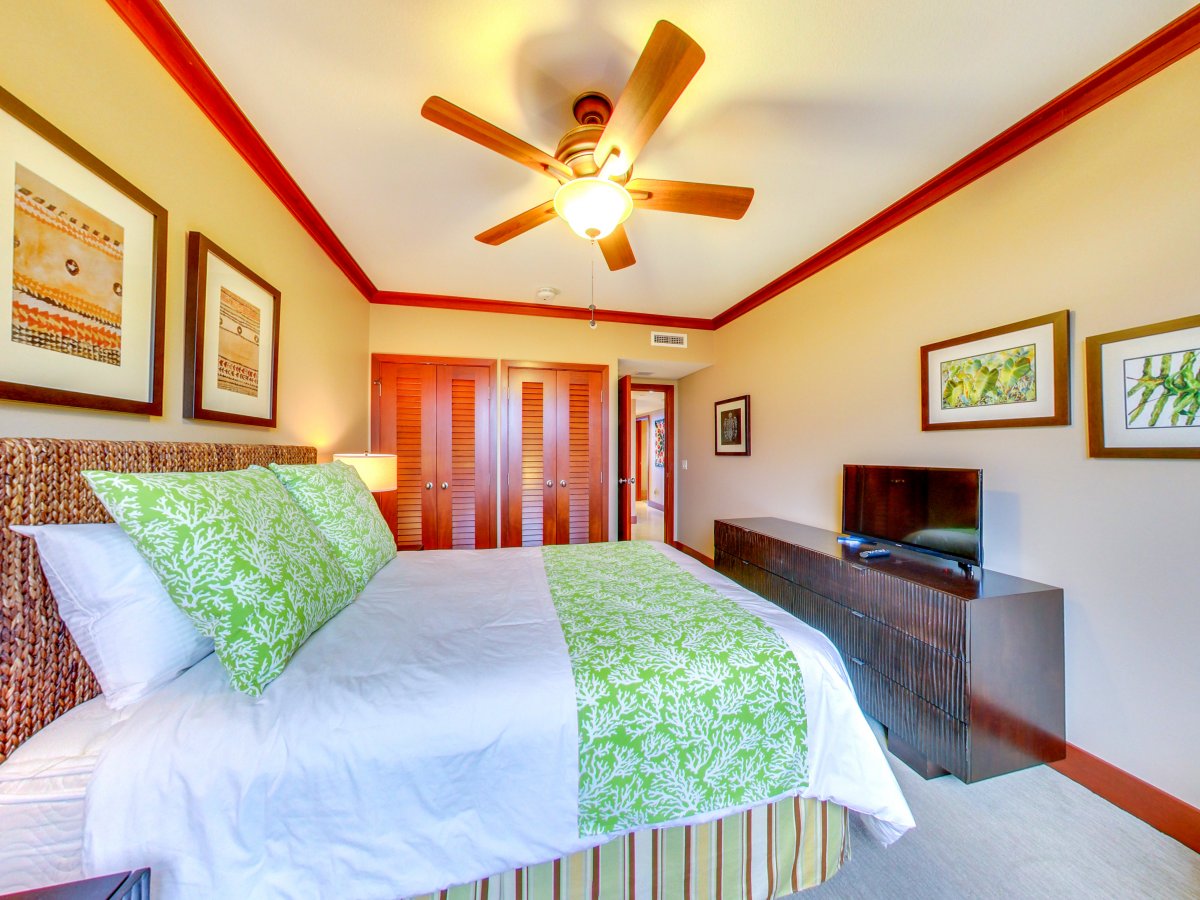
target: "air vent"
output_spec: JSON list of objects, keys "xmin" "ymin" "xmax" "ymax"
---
[{"xmin": 650, "ymin": 331, "xmax": 687, "ymax": 348}]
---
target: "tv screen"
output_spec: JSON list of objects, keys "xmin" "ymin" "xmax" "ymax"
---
[{"xmin": 842, "ymin": 465, "xmax": 983, "ymax": 566}]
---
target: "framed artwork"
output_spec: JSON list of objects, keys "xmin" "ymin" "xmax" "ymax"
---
[
  {"xmin": 0, "ymin": 86, "xmax": 167, "ymax": 415},
  {"xmin": 714, "ymin": 395, "xmax": 750, "ymax": 456},
  {"xmin": 1085, "ymin": 314, "xmax": 1200, "ymax": 459},
  {"xmin": 184, "ymin": 232, "xmax": 281, "ymax": 427},
  {"xmin": 921, "ymin": 309, "xmax": 1070, "ymax": 431},
  {"xmin": 653, "ymin": 416, "xmax": 665, "ymax": 467}
]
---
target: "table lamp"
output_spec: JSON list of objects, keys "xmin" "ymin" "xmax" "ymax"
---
[{"xmin": 333, "ymin": 452, "xmax": 397, "ymax": 493}]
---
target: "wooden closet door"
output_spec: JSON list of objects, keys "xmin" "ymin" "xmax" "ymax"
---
[
  {"xmin": 504, "ymin": 368, "xmax": 558, "ymax": 546},
  {"xmin": 377, "ymin": 362, "xmax": 437, "ymax": 550},
  {"xmin": 556, "ymin": 369, "xmax": 604, "ymax": 544},
  {"xmin": 435, "ymin": 365, "xmax": 494, "ymax": 549}
]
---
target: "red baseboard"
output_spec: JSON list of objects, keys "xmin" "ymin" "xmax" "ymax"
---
[
  {"xmin": 1050, "ymin": 745, "xmax": 1200, "ymax": 853},
  {"xmin": 671, "ymin": 540, "xmax": 714, "ymax": 569}
]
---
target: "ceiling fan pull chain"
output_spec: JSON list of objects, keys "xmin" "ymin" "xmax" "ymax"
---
[{"xmin": 588, "ymin": 246, "xmax": 598, "ymax": 329}]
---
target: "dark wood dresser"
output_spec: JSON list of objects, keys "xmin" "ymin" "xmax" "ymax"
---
[{"xmin": 715, "ymin": 517, "xmax": 1065, "ymax": 783}]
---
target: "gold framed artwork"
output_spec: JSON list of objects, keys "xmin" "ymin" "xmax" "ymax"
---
[
  {"xmin": 714, "ymin": 395, "xmax": 750, "ymax": 456},
  {"xmin": 921, "ymin": 310, "xmax": 1070, "ymax": 431},
  {"xmin": 184, "ymin": 232, "xmax": 281, "ymax": 427},
  {"xmin": 1085, "ymin": 314, "xmax": 1200, "ymax": 459},
  {"xmin": 0, "ymin": 86, "xmax": 167, "ymax": 415}
]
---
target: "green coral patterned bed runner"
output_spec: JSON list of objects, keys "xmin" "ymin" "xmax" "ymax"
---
[{"xmin": 541, "ymin": 541, "xmax": 809, "ymax": 837}]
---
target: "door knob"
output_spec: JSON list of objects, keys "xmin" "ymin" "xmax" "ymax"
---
[
  {"xmin": 618, "ymin": 477, "xmax": 628, "ymax": 485},
  {"xmin": 560, "ymin": 479, "xmax": 567, "ymax": 488},
  {"xmin": 546, "ymin": 480, "xmax": 553, "ymax": 488},
  {"xmin": 425, "ymin": 482, "xmax": 433, "ymax": 490},
  {"xmin": 440, "ymin": 482, "xmax": 449, "ymax": 490}
]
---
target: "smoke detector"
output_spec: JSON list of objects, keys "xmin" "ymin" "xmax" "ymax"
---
[{"xmin": 535, "ymin": 286, "xmax": 560, "ymax": 302}]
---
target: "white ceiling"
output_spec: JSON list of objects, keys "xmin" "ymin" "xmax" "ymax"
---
[
  {"xmin": 617, "ymin": 358, "xmax": 709, "ymax": 380},
  {"xmin": 159, "ymin": 1, "xmax": 1190, "ymax": 320},
  {"xmin": 633, "ymin": 391, "xmax": 666, "ymax": 415}
]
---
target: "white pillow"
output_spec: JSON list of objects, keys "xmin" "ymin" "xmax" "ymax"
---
[{"xmin": 10, "ymin": 523, "xmax": 213, "ymax": 709}]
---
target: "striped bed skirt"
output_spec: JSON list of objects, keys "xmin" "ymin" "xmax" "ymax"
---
[{"xmin": 413, "ymin": 798, "xmax": 850, "ymax": 900}]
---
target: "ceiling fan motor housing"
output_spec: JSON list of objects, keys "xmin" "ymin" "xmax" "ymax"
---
[{"xmin": 557, "ymin": 93, "xmax": 627, "ymax": 180}]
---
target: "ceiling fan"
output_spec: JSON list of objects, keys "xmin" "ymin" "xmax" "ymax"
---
[{"xmin": 421, "ymin": 20, "xmax": 754, "ymax": 271}]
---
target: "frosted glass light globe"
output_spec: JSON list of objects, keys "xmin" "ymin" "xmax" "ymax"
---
[{"xmin": 553, "ymin": 177, "xmax": 634, "ymax": 240}]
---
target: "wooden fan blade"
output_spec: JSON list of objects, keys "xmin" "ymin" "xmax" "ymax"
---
[
  {"xmin": 627, "ymin": 178, "xmax": 754, "ymax": 219},
  {"xmin": 475, "ymin": 200, "xmax": 558, "ymax": 245},
  {"xmin": 422, "ymin": 97, "xmax": 573, "ymax": 182},
  {"xmin": 599, "ymin": 225, "xmax": 636, "ymax": 271},
  {"xmin": 593, "ymin": 21, "xmax": 704, "ymax": 172}
]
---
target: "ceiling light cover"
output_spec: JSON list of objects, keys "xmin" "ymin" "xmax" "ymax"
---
[{"xmin": 553, "ymin": 177, "xmax": 633, "ymax": 240}]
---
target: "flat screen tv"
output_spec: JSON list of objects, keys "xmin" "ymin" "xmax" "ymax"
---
[{"xmin": 841, "ymin": 464, "xmax": 983, "ymax": 567}]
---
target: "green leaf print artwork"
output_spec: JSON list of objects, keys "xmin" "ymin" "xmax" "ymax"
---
[{"xmin": 940, "ymin": 344, "xmax": 1036, "ymax": 409}]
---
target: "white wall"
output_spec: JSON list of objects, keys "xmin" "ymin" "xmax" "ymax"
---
[{"xmin": 678, "ymin": 51, "xmax": 1200, "ymax": 806}]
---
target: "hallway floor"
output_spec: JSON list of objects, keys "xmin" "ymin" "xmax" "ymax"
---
[{"xmin": 632, "ymin": 500, "xmax": 664, "ymax": 542}]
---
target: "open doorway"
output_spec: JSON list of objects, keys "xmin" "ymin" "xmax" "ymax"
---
[{"xmin": 617, "ymin": 377, "xmax": 673, "ymax": 544}]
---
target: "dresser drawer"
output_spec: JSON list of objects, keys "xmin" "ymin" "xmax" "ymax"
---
[
  {"xmin": 716, "ymin": 517, "xmax": 1065, "ymax": 784},
  {"xmin": 846, "ymin": 662, "xmax": 970, "ymax": 780},
  {"xmin": 716, "ymin": 529, "xmax": 967, "ymax": 657},
  {"xmin": 719, "ymin": 556, "xmax": 966, "ymax": 720},
  {"xmin": 814, "ymin": 557, "xmax": 966, "ymax": 659}
]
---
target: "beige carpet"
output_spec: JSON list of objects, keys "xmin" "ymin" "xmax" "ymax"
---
[{"xmin": 803, "ymin": 723, "xmax": 1200, "ymax": 899}]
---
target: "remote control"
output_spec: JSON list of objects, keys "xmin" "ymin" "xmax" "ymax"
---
[{"xmin": 859, "ymin": 548, "xmax": 891, "ymax": 559}]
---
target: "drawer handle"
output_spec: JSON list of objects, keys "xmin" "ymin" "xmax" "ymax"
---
[
  {"xmin": 850, "ymin": 610, "xmax": 865, "ymax": 619},
  {"xmin": 850, "ymin": 564, "xmax": 866, "ymax": 573},
  {"xmin": 849, "ymin": 656, "xmax": 865, "ymax": 666}
]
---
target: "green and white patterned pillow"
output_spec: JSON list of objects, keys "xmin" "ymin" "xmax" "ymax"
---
[
  {"xmin": 265, "ymin": 461, "xmax": 396, "ymax": 591},
  {"xmin": 83, "ymin": 466, "xmax": 357, "ymax": 696}
]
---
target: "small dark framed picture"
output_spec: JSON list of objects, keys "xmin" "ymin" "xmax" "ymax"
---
[
  {"xmin": 921, "ymin": 309, "xmax": 1070, "ymax": 430},
  {"xmin": 184, "ymin": 232, "xmax": 281, "ymax": 427},
  {"xmin": 714, "ymin": 395, "xmax": 751, "ymax": 456},
  {"xmin": 0, "ymin": 86, "xmax": 167, "ymax": 415},
  {"xmin": 1085, "ymin": 313, "xmax": 1200, "ymax": 459}
]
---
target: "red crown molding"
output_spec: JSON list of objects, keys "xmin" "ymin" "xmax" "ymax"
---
[
  {"xmin": 712, "ymin": 6, "xmax": 1200, "ymax": 329},
  {"xmin": 1051, "ymin": 743, "xmax": 1200, "ymax": 853},
  {"xmin": 110, "ymin": 1, "xmax": 1200, "ymax": 329},
  {"xmin": 106, "ymin": 0, "xmax": 376, "ymax": 299},
  {"xmin": 373, "ymin": 291, "xmax": 716, "ymax": 331}
]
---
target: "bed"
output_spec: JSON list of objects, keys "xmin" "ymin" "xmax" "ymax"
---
[{"xmin": 0, "ymin": 438, "xmax": 912, "ymax": 898}]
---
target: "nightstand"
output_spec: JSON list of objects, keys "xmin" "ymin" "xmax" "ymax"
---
[{"xmin": 0, "ymin": 870, "xmax": 149, "ymax": 900}]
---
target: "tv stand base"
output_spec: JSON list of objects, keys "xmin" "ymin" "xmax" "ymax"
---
[{"xmin": 887, "ymin": 729, "xmax": 949, "ymax": 780}]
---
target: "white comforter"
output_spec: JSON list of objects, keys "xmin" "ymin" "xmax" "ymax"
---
[{"xmin": 82, "ymin": 543, "xmax": 913, "ymax": 897}]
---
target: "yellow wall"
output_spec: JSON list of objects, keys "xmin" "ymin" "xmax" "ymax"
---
[
  {"xmin": 370, "ymin": 304, "xmax": 712, "ymax": 536},
  {"xmin": 678, "ymin": 51, "xmax": 1200, "ymax": 806},
  {"xmin": 0, "ymin": 1, "xmax": 369, "ymax": 455}
]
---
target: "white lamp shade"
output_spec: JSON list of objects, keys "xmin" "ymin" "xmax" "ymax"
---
[
  {"xmin": 333, "ymin": 453, "xmax": 397, "ymax": 492},
  {"xmin": 553, "ymin": 177, "xmax": 634, "ymax": 240}
]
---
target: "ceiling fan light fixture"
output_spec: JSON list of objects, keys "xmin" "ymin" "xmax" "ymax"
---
[{"xmin": 553, "ymin": 177, "xmax": 633, "ymax": 241}]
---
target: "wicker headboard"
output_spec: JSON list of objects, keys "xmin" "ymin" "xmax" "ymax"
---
[{"xmin": 0, "ymin": 438, "xmax": 317, "ymax": 763}]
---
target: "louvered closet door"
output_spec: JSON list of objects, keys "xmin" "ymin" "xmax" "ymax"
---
[
  {"xmin": 503, "ymin": 365, "xmax": 606, "ymax": 547},
  {"xmin": 505, "ymin": 368, "xmax": 558, "ymax": 546},
  {"xmin": 378, "ymin": 363, "xmax": 437, "ymax": 550},
  {"xmin": 375, "ymin": 359, "xmax": 495, "ymax": 550},
  {"xmin": 435, "ymin": 365, "xmax": 494, "ymax": 549},
  {"xmin": 556, "ymin": 369, "xmax": 604, "ymax": 544}
]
